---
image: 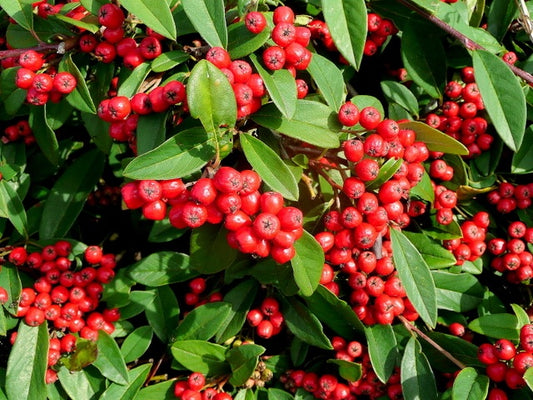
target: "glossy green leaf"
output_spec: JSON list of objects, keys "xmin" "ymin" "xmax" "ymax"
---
[
  {"xmin": 227, "ymin": 344, "xmax": 265, "ymax": 386},
  {"xmin": 100, "ymin": 363, "xmax": 151, "ymax": 400},
  {"xmin": 321, "ymin": 0, "xmax": 367, "ymax": 69},
  {"xmin": 127, "ymin": 251, "xmax": 196, "ymax": 287},
  {"xmin": 6, "ymin": 323, "xmax": 48, "ymax": 400},
  {"xmin": 81, "ymin": 112, "xmax": 113, "ymax": 154},
  {"xmin": 216, "ymin": 279, "xmax": 259, "ymax": 343},
  {"xmin": 327, "ymin": 359, "xmax": 362, "ymax": 382},
  {"xmin": 59, "ymin": 53, "xmax": 97, "ymax": 114},
  {"xmin": 452, "ymin": 367, "xmax": 489, "ymax": 400},
  {"xmin": 152, "ymin": 50, "xmax": 189, "ymax": 72},
  {"xmin": 174, "ymin": 302, "xmax": 232, "ymax": 341},
  {"xmin": 240, "ymin": 133, "xmax": 298, "ymax": 201},
  {"xmin": 425, "ymin": 214, "xmax": 463, "ymax": 240},
  {"xmin": 304, "ymin": 285, "xmax": 365, "ymax": 337},
  {"xmin": 121, "ymin": 0, "xmax": 176, "ymax": 40},
  {"xmin": 473, "ymin": 50, "xmax": 526, "ymax": 151},
  {"xmin": 512, "ymin": 125, "xmax": 533, "ymax": 174},
  {"xmin": 39, "ymin": 149, "xmax": 105, "ymax": 239},
  {"xmin": 181, "ymin": 0, "xmax": 227, "ymax": 48},
  {"xmin": 511, "ymin": 303, "xmax": 531, "ymax": 328},
  {"xmin": 424, "ymin": 332, "xmax": 484, "ymax": 371},
  {"xmin": 250, "ymin": 53, "xmax": 297, "ymax": 119},
  {"xmin": 252, "ymin": 101, "xmax": 341, "ymax": 149},
  {"xmin": 51, "ymin": 13, "xmax": 99, "ymax": 33},
  {"xmin": 403, "ymin": 232, "xmax": 456, "ymax": 268},
  {"xmin": 118, "ymin": 291, "xmax": 156, "ymax": 320},
  {"xmin": 188, "ymin": 60, "xmax": 236, "ymax": 134},
  {"xmin": 400, "ymin": 337, "xmax": 438, "ymax": 400},
  {"xmin": 29, "ymin": 105, "xmax": 59, "ymax": 166},
  {"xmin": 307, "ymin": 53, "xmax": 346, "ymax": 111},
  {"xmin": 365, "ymin": 158, "xmax": 403, "ymax": 191},
  {"xmin": 137, "ymin": 380, "xmax": 175, "ymax": 400},
  {"xmin": 170, "ymin": 340, "xmax": 229, "ymax": 376},
  {"xmin": 410, "ymin": 170, "xmax": 434, "ymax": 203},
  {"xmin": 432, "ymin": 271, "xmax": 484, "ymax": 312},
  {"xmin": 121, "ymin": 326, "xmax": 154, "ymax": 363},
  {"xmin": 79, "ymin": 0, "xmax": 106, "ymax": 14},
  {"xmin": 525, "ymin": 367, "xmax": 533, "ymax": 393},
  {"xmin": 380, "ymin": 80, "xmax": 419, "ymax": 117},
  {"xmin": 144, "ymin": 286, "xmax": 180, "ymax": 343},
  {"xmin": 281, "ymin": 296, "xmax": 332, "ymax": 350},
  {"xmin": 401, "ymin": 23, "xmax": 446, "ymax": 99},
  {"xmin": 0, "ymin": 181, "xmax": 27, "ymax": 238},
  {"xmin": 390, "ymin": 228, "xmax": 437, "ymax": 328},
  {"xmin": 190, "ymin": 223, "xmax": 238, "ymax": 274},
  {"xmin": 399, "ymin": 121, "xmax": 469, "ymax": 155},
  {"xmin": 468, "ymin": 313, "xmax": 520, "ymax": 341},
  {"xmin": 228, "ymin": 20, "xmax": 271, "ymax": 60},
  {"xmin": 365, "ymin": 324, "xmax": 399, "ymax": 383},
  {"xmin": 291, "ymin": 230, "xmax": 325, "ymax": 296},
  {"xmin": 57, "ymin": 366, "xmax": 106, "ymax": 400},
  {"xmin": 123, "ymin": 128, "xmax": 216, "ymax": 180},
  {"xmin": 487, "ymin": 0, "xmax": 518, "ymax": 41},
  {"xmin": 136, "ymin": 111, "xmax": 168, "ymax": 155},
  {"xmin": 117, "ymin": 62, "xmax": 152, "ymax": 98},
  {"xmin": 0, "ymin": 0, "xmax": 33, "ymax": 31},
  {"xmin": 92, "ymin": 330, "xmax": 129, "ymax": 385},
  {"xmin": 0, "ymin": 264, "xmax": 21, "ymax": 316}
]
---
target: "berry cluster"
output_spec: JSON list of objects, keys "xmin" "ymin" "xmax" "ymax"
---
[
  {"xmin": 487, "ymin": 182, "xmax": 533, "ymax": 213},
  {"xmin": 425, "ymin": 67, "xmax": 491, "ymax": 159},
  {"xmin": 2, "ymin": 119, "xmax": 35, "ymax": 145},
  {"xmin": 122, "ymin": 167, "xmax": 304, "ymax": 264},
  {"xmin": 87, "ymin": 183, "xmax": 122, "ymax": 208},
  {"xmin": 183, "ymin": 277, "xmax": 223, "ymax": 308},
  {"xmin": 443, "ymin": 211, "xmax": 489, "ymax": 265},
  {"xmin": 246, "ymin": 297, "xmax": 285, "ymax": 339},
  {"xmin": 431, "ymin": 182, "xmax": 458, "ymax": 226},
  {"xmin": 174, "ymin": 372, "xmax": 233, "ymax": 400},
  {"xmin": 487, "ymin": 221, "xmax": 533, "ymax": 283},
  {"xmin": 33, "ymin": 1, "xmax": 89, "ymax": 21},
  {"xmin": 3, "ymin": 243, "xmax": 119, "ymax": 384}
]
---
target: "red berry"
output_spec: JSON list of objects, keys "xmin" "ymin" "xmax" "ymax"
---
[{"xmin": 245, "ymin": 11, "xmax": 267, "ymax": 34}]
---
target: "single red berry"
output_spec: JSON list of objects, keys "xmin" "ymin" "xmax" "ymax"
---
[
  {"xmin": 262, "ymin": 46, "xmax": 286, "ymax": 70},
  {"xmin": 98, "ymin": 3, "xmax": 124, "ymax": 29},
  {"xmin": 338, "ymin": 102, "xmax": 360, "ymax": 127},
  {"xmin": 245, "ymin": 11, "xmax": 267, "ymax": 34},
  {"xmin": 359, "ymin": 106, "xmax": 382, "ymax": 129},
  {"xmin": 85, "ymin": 245, "xmax": 103, "ymax": 264}
]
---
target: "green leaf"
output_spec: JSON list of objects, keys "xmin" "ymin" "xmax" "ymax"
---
[
  {"xmin": 188, "ymin": 60, "xmax": 237, "ymax": 134},
  {"xmin": 152, "ymin": 50, "xmax": 189, "ymax": 72},
  {"xmin": 138, "ymin": 380, "xmax": 175, "ymax": 400},
  {"xmin": 304, "ymin": 285, "xmax": 365, "ymax": 337},
  {"xmin": 92, "ymin": 330, "xmax": 129, "ymax": 385},
  {"xmin": 121, "ymin": 0, "xmax": 176, "ymax": 40},
  {"xmin": 321, "ymin": 0, "xmax": 367, "ymax": 69},
  {"xmin": 0, "ymin": 0, "xmax": 33, "ymax": 31},
  {"xmin": 240, "ymin": 133, "xmax": 299, "ymax": 201},
  {"xmin": 57, "ymin": 366, "xmax": 106, "ymax": 400},
  {"xmin": 365, "ymin": 324, "xmax": 399, "ymax": 383},
  {"xmin": 174, "ymin": 302, "xmax": 233, "ymax": 341},
  {"xmin": 249, "ymin": 53, "xmax": 297, "ymax": 119},
  {"xmin": 252, "ymin": 101, "xmax": 341, "ymax": 149},
  {"xmin": 432, "ymin": 271, "xmax": 484, "ymax": 312},
  {"xmin": 399, "ymin": 121, "xmax": 469, "ymax": 155},
  {"xmin": 365, "ymin": 158, "xmax": 403, "ymax": 192},
  {"xmin": 181, "ymin": 0, "xmax": 227, "ymax": 48},
  {"xmin": 0, "ymin": 181, "xmax": 28, "ymax": 238},
  {"xmin": 281, "ymin": 296, "xmax": 332, "ymax": 350},
  {"xmin": 39, "ymin": 149, "xmax": 105, "ymax": 239},
  {"xmin": 424, "ymin": 332, "xmax": 484, "ymax": 371},
  {"xmin": 410, "ymin": 170, "xmax": 435, "ymax": 203},
  {"xmin": 468, "ymin": 313, "xmax": 520, "ymax": 341},
  {"xmin": 424, "ymin": 214, "xmax": 463, "ymax": 240},
  {"xmin": 487, "ymin": 0, "xmax": 518, "ymax": 42},
  {"xmin": 59, "ymin": 53, "xmax": 97, "ymax": 114},
  {"xmin": 120, "ymin": 326, "xmax": 154, "ymax": 364},
  {"xmin": 327, "ymin": 359, "xmax": 362, "ymax": 382},
  {"xmin": 79, "ymin": 0, "xmax": 107, "ymax": 15},
  {"xmin": 401, "ymin": 23, "xmax": 446, "ymax": 99},
  {"xmin": 227, "ymin": 344, "xmax": 266, "ymax": 386},
  {"xmin": 306, "ymin": 53, "xmax": 346, "ymax": 111},
  {"xmin": 452, "ymin": 367, "xmax": 489, "ymax": 400},
  {"xmin": 512, "ymin": 125, "xmax": 533, "ymax": 174},
  {"xmin": 473, "ymin": 50, "xmax": 526, "ymax": 151},
  {"xmin": 118, "ymin": 291, "xmax": 156, "ymax": 320},
  {"xmin": 57, "ymin": 338, "xmax": 97, "ymax": 372},
  {"xmin": 0, "ymin": 264, "xmax": 21, "ymax": 316},
  {"xmin": 228, "ymin": 20, "xmax": 271, "ymax": 60},
  {"xmin": 123, "ymin": 128, "xmax": 216, "ymax": 180},
  {"xmin": 100, "ymin": 363, "xmax": 152, "ymax": 400},
  {"xmin": 117, "ymin": 62, "xmax": 152, "ymax": 98},
  {"xmin": 216, "ymin": 279, "xmax": 259, "ymax": 343},
  {"xmin": 400, "ymin": 337, "xmax": 438, "ymax": 400},
  {"xmin": 268, "ymin": 388, "xmax": 294, "ymax": 400},
  {"xmin": 511, "ymin": 303, "xmax": 531, "ymax": 328},
  {"xmin": 6, "ymin": 323, "xmax": 48, "ymax": 400},
  {"xmin": 50, "ymin": 13, "xmax": 99, "ymax": 33},
  {"xmin": 170, "ymin": 340, "xmax": 230, "ymax": 376},
  {"xmin": 144, "ymin": 286, "xmax": 180, "ymax": 343},
  {"xmin": 127, "ymin": 251, "xmax": 196, "ymax": 287},
  {"xmin": 190, "ymin": 224, "xmax": 238, "ymax": 274},
  {"xmin": 403, "ymin": 232, "xmax": 456, "ymax": 269},
  {"xmin": 390, "ymin": 228, "xmax": 437, "ymax": 328},
  {"xmin": 380, "ymin": 80, "xmax": 419, "ymax": 117},
  {"xmin": 29, "ymin": 105, "xmax": 59, "ymax": 166},
  {"xmin": 136, "ymin": 111, "xmax": 168, "ymax": 155},
  {"xmin": 81, "ymin": 112, "xmax": 113, "ymax": 154},
  {"xmin": 291, "ymin": 230, "xmax": 324, "ymax": 296}
]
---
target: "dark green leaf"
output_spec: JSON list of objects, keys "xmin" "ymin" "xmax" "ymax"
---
[
  {"xmin": 57, "ymin": 366, "xmax": 106, "ymax": 400},
  {"xmin": 0, "ymin": 0, "xmax": 33, "ymax": 31},
  {"xmin": 306, "ymin": 53, "xmax": 346, "ymax": 111},
  {"xmin": 0, "ymin": 264, "xmax": 21, "ymax": 316},
  {"xmin": 136, "ymin": 111, "xmax": 168, "ymax": 155},
  {"xmin": 380, "ymin": 80, "xmax": 419, "ymax": 117},
  {"xmin": 321, "ymin": 0, "xmax": 367, "ymax": 69},
  {"xmin": 59, "ymin": 339, "xmax": 97, "ymax": 372},
  {"xmin": 118, "ymin": 291, "xmax": 156, "ymax": 320},
  {"xmin": 410, "ymin": 170, "xmax": 434, "ymax": 202},
  {"xmin": 487, "ymin": 0, "xmax": 518, "ymax": 41},
  {"xmin": 121, "ymin": 0, "xmax": 176, "ymax": 39},
  {"xmin": 59, "ymin": 53, "xmax": 97, "ymax": 114},
  {"xmin": 92, "ymin": 330, "xmax": 129, "ymax": 385},
  {"xmin": 252, "ymin": 101, "xmax": 341, "ymax": 149},
  {"xmin": 148, "ymin": 219, "xmax": 187, "ymax": 243},
  {"xmin": 170, "ymin": 340, "xmax": 229, "ymax": 376},
  {"xmin": 268, "ymin": 388, "xmax": 294, "ymax": 400},
  {"xmin": 0, "ymin": 181, "xmax": 28, "ymax": 238},
  {"xmin": 181, "ymin": 0, "xmax": 227, "ymax": 48},
  {"xmin": 81, "ymin": 112, "xmax": 112, "ymax": 154},
  {"xmin": 246, "ymin": 259, "xmax": 299, "ymax": 296},
  {"xmin": 39, "ymin": 149, "xmax": 105, "ymax": 239},
  {"xmin": 6, "ymin": 323, "xmax": 48, "ymax": 400},
  {"xmin": 145, "ymin": 286, "xmax": 180, "ymax": 343},
  {"xmin": 29, "ymin": 105, "xmax": 59, "ymax": 166},
  {"xmin": 511, "ymin": 303, "xmax": 531, "ymax": 328},
  {"xmin": 123, "ymin": 128, "xmax": 216, "ymax": 180},
  {"xmin": 100, "ymin": 363, "xmax": 152, "ymax": 400},
  {"xmin": 399, "ymin": 121, "xmax": 468, "ymax": 155},
  {"xmin": 127, "ymin": 251, "xmax": 196, "ymax": 287},
  {"xmin": 240, "ymin": 133, "xmax": 299, "ymax": 201},
  {"xmin": 432, "ymin": 271, "xmax": 484, "ymax": 312},
  {"xmin": 228, "ymin": 20, "xmax": 271, "ymax": 60},
  {"xmin": 365, "ymin": 324, "xmax": 399, "ymax": 383},
  {"xmin": 138, "ymin": 380, "xmax": 175, "ymax": 400},
  {"xmin": 365, "ymin": 158, "xmax": 403, "ymax": 191},
  {"xmin": 281, "ymin": 296, "xmax": 332, "ymax": 350},
  {"xmin": 400, "ymin": 337, "xmax": 438, "ymax": 400},
  {"xmin": 468, "ymin": 313, "xmax": 520, "ymax": 341},
  {"xmin": 117, "ymin": 63, "xmax": 152, "ymax": 98},
  {"xmin": 424, "ymin": 214, "xmax": 463, "ymax": 240},
  {"xmin": 512, "ymin": 125, "xmax": 533, "ymax": 174},
  {"xmin": 390, "ymin": 228, "xmax": 437, "ymax": 328},
  {"xmin": 79, "ymin": 0, "xmax": 107, "ymax": 15},
  {"xmin": 250, "ymin": 53, "xmax": 297, "ymax": 119},
  {"xmin": 120, "ymin": 326, "xmax": 154, "ymax": 363},
  {"xmin": 50, "ymin": 13, "xmax": 99, "ymax": 33},
  {"xmin": 351, "ymin": 95, "xmax": 385, "ymax": 117},
  {"xmin": 227, "ymin": 344, "xmax": 266, "ymax": 386},
  {"xmin": 190, "ymin": 224, "xmax": 238, "ymax": 274},
  {"xmin": 291, "ymin": 230, "xmax": 324, "ymax": 296},
  {"xmin": 403, "ymin": 232, "xmax": 456, "ymax": 269},
  {"xmin": 188, "ymin": 60, "xmax": 236, "ymax": 134},
  {"xmin": 152, "ymin": 50, "xmax": 190, "ymax": 73},
  {"xmin": 473, "ymin": 50, "xmax": 526, "ymax": 151},
  {"xmin": 452, "ymin": 367, "xmax": 489, "ymax": 400},
  {"xmin": 424, "ymin": 332, "xmax": 484, "ymax": 371},
  {"xmin": 174, "ymin": 302, "xmax": 232, "ymax": 341},
  {"xmin": 327, "ymin": 359, "xmax": 362, "ymax": 382},
  {"xmin": 4, "ymin": 89, "xmax": 26, "ymax": 116}
]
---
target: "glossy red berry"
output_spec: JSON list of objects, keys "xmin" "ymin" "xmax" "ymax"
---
[{"xmin": 245, "ymin": 11, "xmax": 267, "ymax": 34}]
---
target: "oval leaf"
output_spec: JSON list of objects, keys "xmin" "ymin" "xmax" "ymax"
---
[
  {"xmin": 117, "ymin": 62, "xmax": 152, "ymax": 98},
  {"xmin": 152, "ymin": 50, "xmax": 189, "ymax": 73},
  {"xmin": 190, "ymin": 223, "xmax": 238, "ymax": 274},
  {"xmin": 59, "ymin": 53, "xmax": 97, "ymax": 114},
  {"xmin": 170, "ymin": 340, "xmax": 229, "ymax": 376},
  {"xmin": 121, "ymin": 0, "xmax": 176, "ymax": 40},
  {"xmin": 29, "ymin": 105, "xmax": 59, "ymax": 166},
  {"xmin": 0, "ymin": 181, "xmax": 28, "ymax": 239},
  {"xmin": 512, "ymin": 125, "xmax": 533, "ymax": 174},
  {"xmin": 144, "ymin": 286, "xmax": 180, "ymax": 343},
  {"xmin": 228, "ymin": 20, "xmax": 271, "ymax": 60},
  {"xmin": 399, "ymin": 121, "xmax": 469, "ymax": 155},
  {"xmin": 127, "ymin": 251, "xmax": 196, "ymax": 287},
  {"xmin": 327, "ymin": 359, "xmax": 362, "ymax": 382},
  {"xmin": 0, "ymin": 0, "xmax": 33, "ymax": 31},
  {"xmin": 136, "ymin": 111, "xmax": 168, "ymax": 155},
  {"xmin": 291, "ymin": 230, "xmax": 325, "ymax": 296},
  {"xmin": 120, "ymin": 326, "xmax": 154, "ymax": 364},
  {"xmin": 433, "ymin": 271, "xmax": 484, "ymax": 312},
  {"xmin": 307, "ymin": 53, "xmax": 346, "ymax": 111},
  {"xmin": 227, "ymin": 344, "xmax": 266, "ymax": 386},
  {"xmin": 173, "ymin": 302, "xmax": 232, "ymax": 341},
  {"xmin": 365, "ymin": 324, "xmax": 399, "ymax": 383},
  {"xmin": 181, "ymin": 0, "xmax": 227, "ymax": 48},
  {"xmin": 403, "ymin": 232, "xmax": 456, "ymax": 269},
  {"xmin": 400, "ymin": 336, "xmax": 438, "ymax": 400},
  {"xmin": 92, "ymin": 330, "xmax": 129, "ymax": 385},
  {"xmin": 100, "ymin": 363, "xmax": 152, "ymax": 400},
  {"xmin": 468, "ymin": 313, "xmax": 520, "ymax": 341},
  {"xmin": 380, "ymin": 80, "xmax": 419, "ymax": 117},
  {"xmin": 57, "ymin": 366, "xmax": 106, "ymax": 400},
  {"xmin": 452, "ymin": 367, "xmax": 489, "ymax": 400},
  {"xmin": 0, "ymin": 264, "xmax": 22, "ymax": 316}
]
